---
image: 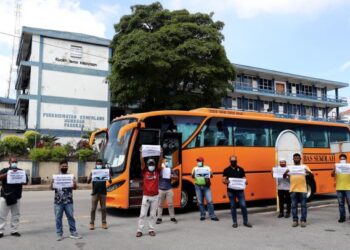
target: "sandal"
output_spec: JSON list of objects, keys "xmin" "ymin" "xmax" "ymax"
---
[
  {"xmin": 149, "ymin": 231, "xmax": 156, "ymax": 236},
  {"xmin": 136, "ymin": 232, "xmax": 143, "ymax": 237}
]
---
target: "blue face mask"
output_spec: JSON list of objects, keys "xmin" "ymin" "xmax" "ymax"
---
[
  {"xmin": 10, "ymin": 163, "xmax": 17, "ymax": 169},
  {"xmin": 96, "ymin": 164, "xmax": 103, "ymax": 169},
  {"xmin": 165, "ymin": 162, "xmax": 171, "ymax": 168},
  {"xmin": 197, "ymin": 162, "xmax": 203, "ymax": 167}
]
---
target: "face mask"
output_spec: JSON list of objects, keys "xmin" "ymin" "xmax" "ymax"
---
[
  {"xmin": 340, "ymin": 159, "xmax": 347, "ymax": 164},
  {"xmin": 96, "ymin": 164, "xmax": 103, "ymax": 169},
  {"xmin": 10, "ymin": 163, "xmax": 17, "ymax": 168},
  {"xmin": 280, "ymin": 164, "xmax": 286, "ymax": 167},
  {"xmin": 61, "ymin": 168, "xmax": 68, "ymax": 174},
  {"xmin": 165, "ymin": 162, "xmax": 171, "ymax": 168},
  {"xmin": 197, "ymin": 162, "xmax": 203, "ymax": 167},
  {"xmin": 230, "ymin": 160, "xmax": 237, "ymax": 167},
  {"xmin": 148, "ymin": 165, "xmax": 155, "ymax": 172}
]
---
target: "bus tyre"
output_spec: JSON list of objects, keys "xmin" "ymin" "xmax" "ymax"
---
[
  {"xmin": 306, "ymin": 178, "xmax": 316, "ymax": 201},
  {"xmin": 180, "ymin": 183, "xmax": 194, "ymax": 211}
]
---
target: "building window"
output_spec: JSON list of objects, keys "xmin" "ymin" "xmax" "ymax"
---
[
  {"xmin": 70, "ymin": 45, "xmax": 83, "ymax": 59},
  {"xmin": 248, "ymin": 99, "xmax": 255, "ymax": 111},
  {"xmin": 291, "ymin": 104, "xmax": 299, "ymax": 115},
  {"xmin": 260, "ymin": 79, "xmax": 273, "ymax": 91},
  {"xmin": 304, "ymin": 85, "xmax": 313, "ymax": 96},
  {"xmin": 263, "ymin": 101, "xmax": 272, "ymax": 112}
]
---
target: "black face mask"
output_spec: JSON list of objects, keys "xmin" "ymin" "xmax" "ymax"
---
[
  {"xmin": 61, "ymin": 168, "xmax": 68, "ymax": 174},
  {"xmin": 230, "ymin": 160, "xmax": 237, "ymax": 167}
]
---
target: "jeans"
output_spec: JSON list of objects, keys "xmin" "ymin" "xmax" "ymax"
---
[
  {"xmin": 336, "ymin": 190, "xmax": 350, "ymax": 219},
  {"xmin": 158, "ymin": 189, "xmax": 175, "ymax": 219},
  {"xmin": 90, "ymin": 194, "xmax": 107, "ymax": 224},
  {"xmin": 227, "ymin": 189, "xmax": 248, "ymax": 224},
  {"xmin": 194, "ymin": 185, "xmax": 216, "ymax": 218},
  {"xmin": 137, "ymin": 195, "xmax": 158, "ymax": 232},
  {"xmin": 0, "ymin": 197, "xmax": 20, "ymax": 234},
  {"xmin": 290, "ymin": 192, "xmax": 307, "ymax": 222},
  {"xmin": 54, "ymin": 203, "xmax": 77, "ymax": 236},
  {"xmin": 278, "ymin": 190, "xmax": 291, "ymax": 215}
]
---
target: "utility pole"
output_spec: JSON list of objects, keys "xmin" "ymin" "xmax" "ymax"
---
[{"xmin": 6, "ymin": 0, "xmax": 22, "ymax": 98}]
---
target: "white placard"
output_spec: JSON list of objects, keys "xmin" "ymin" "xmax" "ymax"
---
[
  {"xmin": 53, "ymin": 174, "xmax": 74, "ymax": 189},
  {"xmin": 288, "ymin": 165, "xmax": 306, "ymax": 175},
  {"xmin": 272, "ymin": 167, "xmax": 287, "ymax": 179},
  {"xmin": 7, "ymin": 170, "xmax": 26, "ymax": 184},
  {"xmin": 141, "ymin": 145, "xmax": 161, "ymax": 158},
  {"xmin": 162, "ymin": 168, "xmax": 171, "ymax": 179},
  {"xmin": 92, "ymin": 169, "xmax": 110, "ymax": 182},
  {"xmin": 336, "ymin": 163, "xmax": 350, "ymax": 174},
  {"xmin": 228, "ymin": 178, "xmax": 246, "ymax": 190},
  {"xmin": 194, "ymin": 168, "xmax": 210, "ymax": 178}
]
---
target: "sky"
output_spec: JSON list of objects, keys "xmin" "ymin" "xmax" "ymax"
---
[{"xmin": 1, "ymin": 0, "xmax": 350, "ymax": 109}]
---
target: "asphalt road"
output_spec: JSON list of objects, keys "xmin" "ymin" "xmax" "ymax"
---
[{"xmin": 1, "ymin": 190, "xmax": 350, "ymax": 250}]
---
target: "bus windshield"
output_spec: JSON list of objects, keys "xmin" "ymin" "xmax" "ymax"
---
[{"xmin": 103, "ymin": 118, "xmax": 136, "ymax": 174}]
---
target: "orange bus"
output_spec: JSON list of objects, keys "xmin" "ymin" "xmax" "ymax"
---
[{"xmin": 90, "ymin": 108, "xmax": 350, "ymax": 210}]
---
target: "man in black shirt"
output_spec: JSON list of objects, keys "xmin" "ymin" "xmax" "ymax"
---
[
  {"xmin": 87, "ymin": 159, "xmax": 112, "ymax": 230},
  {"xmin": 0, "ymin": 156, "xmax": 28, "ymax": 238},
  {"xmin": 222, "ymin": 155, "xmax": 252, "ymax": 228}
]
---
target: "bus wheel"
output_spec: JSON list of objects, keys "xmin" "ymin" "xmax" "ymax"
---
[
  {"xmin": 306, "ymin": 178, "xmax": 316, "ymax": 201},
  {"xmin": 180, "ymin": 183, "xmax": 194, "ymax": 211}
]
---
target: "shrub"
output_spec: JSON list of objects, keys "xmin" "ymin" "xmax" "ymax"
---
[
  {"xmin": 24, "ymin": 130, "xmax": 41, "ymax": 148},
  {"xmin": 64, "ymin": 143, "xmax": 75, "ymax": 157},
  {"xmin": 2, "ymin": 135, "xmax": 27, "ymax": 155},
  {"xmin": 0, "ymin": 141, "xmax": 5, "ymax": 158},
  {"xmin": 41, "ymin": 135, "xmax": 59, "ymax": 148},
  {"xmin": 77, "ymin": 148, "xmax": 96, "ymax": 162},
  {"xmin": 51, "ymin": 146, "xmax": 68, "ymax": 162},
  {"xmin": 29, "ymin": 147, "xmax": 51, "ymax": 161}
]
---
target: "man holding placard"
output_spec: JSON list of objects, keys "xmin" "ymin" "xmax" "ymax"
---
[
  {"xmin": 51, "ymin": 160, "xmax": 82, "ymax": 241},
  {"xmin": 272, "ymin": 158, "xmax": 291, "ymax": 218},
  {"xmin": 0, "ymin": 156, "xmax": 28, "ymax": 238},
  {"xmin": 283, "ymin": 153, "xmax": 313, "ymax": 228},
  {"xmin": 87, "ymin": 159, "xmax": 112, "ymax": 230},
  {"xmin": 156, "ymin": 158, "xmax": 179, "ymax": 224},
  {"xmin": 331, "ymin": 154, "xmax": 350, "ymax": 223},
  {"xmin": 191, "ymin": 157, "xmax": 219, "ymax": 222},
  {"xmin": 222, "ymin": 155, "xmax": 252, "ymax": 228}
]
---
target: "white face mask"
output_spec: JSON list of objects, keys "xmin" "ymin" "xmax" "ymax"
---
[
  {"xmin": 96, "ymin": 164, "xmax": 103, "ymax": 169},
  {"xmin": 197, "ymin": 162, "xmax": 203, "ymax": 167},
  {"xmin": 10, "ymin": 163, "xmax": 17, "ymax": 168},
  {"xmin": 340, "ymin": 159, "xmax": 347, "ymax": 164},
  {"xmin": 148, "ymin": 165, "xmax": 155, "ymax": 172}
]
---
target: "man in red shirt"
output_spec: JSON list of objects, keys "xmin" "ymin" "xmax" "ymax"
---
[{"xmin": 136, "ymin": 154, "xmax": 162, "ymax": 237}]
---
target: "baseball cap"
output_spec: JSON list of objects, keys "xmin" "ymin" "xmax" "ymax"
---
[{"xmin": 196, "ymin": 157, "xmax": 204, "ymax": 162}]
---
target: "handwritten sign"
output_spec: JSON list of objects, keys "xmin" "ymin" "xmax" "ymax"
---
[
  {"xmin": 336, "ymin": 163, "xmax": 350, "ymax": 174},
  {"xmin": 92, "ymin": 169, "xmax": 110, "ymax": 182},
  {"xmin": 141, "ymin": 145, "xmax": 161, "ymax": 158},
  {"xmin": 272, "ymin": 167, "xmax": 287, "ymax": 179},
  {"xmin": 288, "ymin": 165, "xmax": 306, "ymax": 175},
  {"xmin": 228, "ymin": 178, "xmax": 246, "ymax": 190},
  {"xmin": 7, "ymin": 170, "xmax": 26, "ymax": 184},
  {"xmin": 53, "ymin": 174, "xmax": 73, "ymax": 189},
  {"xmin": 194, "ymin": 168, "xmax": 210, "ymax": 178}
]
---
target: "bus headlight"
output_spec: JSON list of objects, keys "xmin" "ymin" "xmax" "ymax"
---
[{"xmin": 107, "ymin": 180, "xmax": 125, "ymax": 192}]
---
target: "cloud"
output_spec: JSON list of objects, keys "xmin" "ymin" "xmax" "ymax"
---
[
  {"xmin": 166, "ymin": 0, "xmax": 349, "ymax": 19},
  {"xmin": 340, "ymin": 61, "xmax": 350, "ymax": 71}
]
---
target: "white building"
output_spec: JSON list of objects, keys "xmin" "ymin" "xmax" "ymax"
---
[{"xmin": 15, "ymin": 27, "xmax": 111, "ymax": 140}]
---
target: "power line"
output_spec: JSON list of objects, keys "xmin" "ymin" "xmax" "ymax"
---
[{"xmin": 0, "ymin": 30, "xmax": 110, "ymax": 60}]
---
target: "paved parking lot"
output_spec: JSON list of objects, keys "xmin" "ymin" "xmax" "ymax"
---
[{"xmin": 1, "ymin": 190, "xmax": 350, "ymax": 250}]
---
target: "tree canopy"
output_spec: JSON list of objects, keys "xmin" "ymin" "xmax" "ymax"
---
[{"xmin": 109, "ymin": 2, "xmax": 235, "ymax": 110}]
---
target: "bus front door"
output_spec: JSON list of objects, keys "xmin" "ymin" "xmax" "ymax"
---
[{"xmin": 162, "ymin": 132, "xmax": 182, "ymax": 208}]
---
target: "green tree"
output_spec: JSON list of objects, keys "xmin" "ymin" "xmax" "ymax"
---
[{"xmin": 110, "ymin": 2, "xmax": 235, "ymax": 110}]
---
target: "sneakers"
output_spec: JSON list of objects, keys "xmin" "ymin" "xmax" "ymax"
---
[
  {"xmin": 11, "ymin": 232, "xmax": 21, "ymax": 237},
  {"xmin": 285, "ymin": 213, "xmax": 290, "ymax": 218},
  {"xmin": 300, "ymin": 221, "xmax": 307, "ymax": 228},
  {"xmin": 102, "ymin": 223, "xmax": 108, "ymax": 229},
  {"xmin": 200, "ymin": 217, "xmax": 205, "ymax": 221},
  {"xmin": 211, "ymin": 217, "xmax": 219, "ymax": 221},
  {"xmin": 156, "ymin": 218, "xmax": 162, "ymax": 224},
  {"xmin": 170, "ymin": 218, "xmax": 178, "ymax": 223},
  {"xmin": 232, "ymin": 223, "xmax": 238, "ymax": 228},
  {"xmin": 149, "ymin": 231, "xmax": 156, "ymax": 237},
  {"xmin": 292, "ymin": 221, "xmax": 299, "ymax": 227},
  {"xmin": 338, "ymin": 218, "xmax": 345, "ymax": 223},
  {"xmin": 0, "ymin": 233, "xmax": 3, "ymax": 238},
  {"xmin": 69, "ymin": 232, "xmax": 82, "ymax": 239},
  {"xmin": 277, "ymin": 213, "xmax": 284, "ymax": 218},
  {"xmin": 243, "ymin": 222, "xmax": 253, "ymax": 228},
  {"xmin": 89, "ymin": 223, "xmax": 95, "ymax": 230},
  {"xmin": 56, "ymin": 235, "xmax": 63, "ymax": 241},
  {"xmin": 136, "ymin": 232, "xmax": 143, "ymax": 237}
]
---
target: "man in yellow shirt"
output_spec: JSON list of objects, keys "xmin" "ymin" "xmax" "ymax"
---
[
  {"xmin": 283, "ymin": 153, "xmax": 313, "ymax": 228},
  {"xmin": 331, "ymin": 154, "xmax": 350, "ymax": 223}
]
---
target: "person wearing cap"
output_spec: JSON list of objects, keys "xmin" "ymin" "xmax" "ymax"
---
[
  {"xmin": 136, "ymin": 154, "xmax": 163, "ymax": 237},
  {"xmin": 191, "ymin": 157, "xmax": 219, "ymax": 221},
  {"xmin": 222, "ymin": 155, "xmax": 252, "ymax": 228},
  {"xmin": 274, "ymin": 158, "xmax": 291, "ymax": 218},
  {"xmin": 331, "ymin": 154, "xmax": 350, "ymax": 223}
]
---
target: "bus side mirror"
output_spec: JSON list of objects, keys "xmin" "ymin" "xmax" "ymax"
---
[
  {"xmin": 89, "ymin": 128, "xmax": 108, "ymax": 152},
  {"xmin": 117, "ymin": 122, "xmax": 145, "ymax": 144}
]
